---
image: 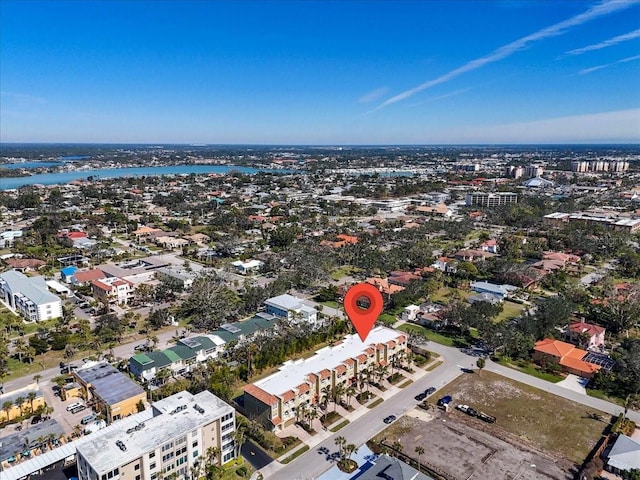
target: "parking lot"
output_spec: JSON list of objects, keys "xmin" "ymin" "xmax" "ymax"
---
[{"xmin": 375, "ymin": 412, "xmax": 573, "ymax": 480}]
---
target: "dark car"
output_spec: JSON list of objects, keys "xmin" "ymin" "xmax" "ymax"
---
[
  {"xmin": 383, "ymin": 415, "xmax": 397, "ymax": 424},
  {"xmin": 425, "ymin": 387, "xmax": 436, "ymax": 396},
  {"xmin": 437, "ymin": 395, "xmax": 452, "ymax": 407},
  {"xmin": 414, "ymin": 393, "xmax": 427, "ymax": 401},
  {"xmin": 467, "ymin": 407, "xmax": 478, "ymax": 417},
  {"xmin": 30, "ymin": 415, "xmax": 42, "ymax": 425}
]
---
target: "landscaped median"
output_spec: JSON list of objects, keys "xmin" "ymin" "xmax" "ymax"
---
[{"xmin": 330, "ymin": 419, "xmax": 350, "ymax": 432}]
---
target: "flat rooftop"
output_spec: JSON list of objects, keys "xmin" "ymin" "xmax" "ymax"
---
[
  {"xmin": 76, "ymin": 390, "xmax": 233, "ymax": 474},
  {"xmin": 255, "ymin": 326, "xmax": 402, "ymax": 397},
  {"xmin": 74, "ymin": 362, "xmax": 145, "ymax": 406}
]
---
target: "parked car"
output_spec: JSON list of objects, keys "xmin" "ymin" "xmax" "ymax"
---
[
  {"xmin": 383, "ymin": 415, "xmax": 397, "ymax": 424},
  {"xmin": 134, "ymin": 343, "xmax": 149, "ymax": 352},
  {"xmin": 456, "ymin": 404, "xmax": 470, "ymax": 413},
  {"xmin": 437, "ymin": 395, "xmax": 452, "ymax": 407},
  {"xmin": 414, "ymin": 393, "xmax": 427, "ymax": 401},
  {"xmin": 81, "ymin": 414, "xmax": 97, "ymax": 425},
  {"xmin": 30, "ymin": 415, "xmax": 42, "ymax": 425},
  {"xmin": 66, "ymin": 401, "xmax": 84, "ymax": 412},
  {"xmin": 70, "ymin": 405, "xmax": 86, "ymax": 414},
  {"xmin": 425, "ymin": 387, "xmax": 436, "ymax": 396}
]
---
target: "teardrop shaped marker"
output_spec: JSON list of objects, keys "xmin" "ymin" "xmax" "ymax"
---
[{"xmin": 344, "ymin": 283, "xmax": 384, "ymax": 342}]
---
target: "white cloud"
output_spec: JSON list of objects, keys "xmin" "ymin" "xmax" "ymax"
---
[
  {"xmin": 0, "ymin": 91, "xmax": 47, "ymax": 104},
  {"xmin": 444, "ymin": 108, "xmax": 640, "ymax": 143},
  {"xmin": 579, "ymin": 54, "xmax": 640, "ymax": 74},
  {"xmin": 358, "ymin": 87, "xmax": 389, "ymax": 104},
  {"xmin": 566, "ymin": 28, "xmax": 640, "ymax": 55},
  {"xmin": 375, "ymin": 0, "xmax": 639, "ymax": 110},
  {"xmin": 409, "ymin": 88, "xmax": 470, "ymax": 107}
]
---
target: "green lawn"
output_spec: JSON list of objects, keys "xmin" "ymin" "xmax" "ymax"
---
[
  {"xmin": 497, "ymin": 357, "xmax": 564, "ymax": 383},
  {"xmin": 494, "ymin": 300, "xmax": 526, "ymax": 322},
  {"xmin": 321, "ymin": 300, "xmax": 341, "ymax": 309},
  {"xmin": 330, "ymin": 265, "xmax": 361, "ymax": 281},
  {"xmin": 397, "ymin": 323, "xmax": 469, "ymax": 348}
]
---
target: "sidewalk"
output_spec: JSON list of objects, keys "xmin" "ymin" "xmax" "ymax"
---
[{"xmin": 252, "ymin": 356, "xmax": 442, "ymax": 479}]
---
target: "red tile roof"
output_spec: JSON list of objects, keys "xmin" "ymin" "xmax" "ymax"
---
[
  {"xmin": 356, "ymin": 354, "xmax": 367, "ymax": 363},
  {"xmin": 297, "ymin": 383, "xmax": 310, "ymax": 394},
  {"xmin": 281, "ymin": 390, "xmax": 296, "ymax": 402},
  {"xmin": 335, "ymin": 365, "xmax": 347, "ymax": 374},
  {"xmin": 271, "ymin": 416, "xmax": 282, "ymax": 426},
  {"xmin": 343, "ymin": 358, "xmax": 355, "ymax": 366},
  {"xmin": 74, "ymin": 269, "xmax": 106, "ymax": 283},
  {"xmin": 319, "ymin": 369, "xmax": 331, "ymax": 379},
  {"xmin": 569, "ymin": 322, "xmax": 605, "ymax": 336},
  {"xmin": 243, "ymin": 384, "xmax": 278, "ymax": 406}
]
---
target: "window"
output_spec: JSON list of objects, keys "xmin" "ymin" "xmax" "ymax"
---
[
  {"xmin": 135, "ymin": 464, "xmax": 140, "ymax": 470},
  {"xmin": 222, "ymin": 422, "xmax": 234, "ymax": 432},
  {"xmin": 150, "ymin": 474, "xmax": 158, "ymax": 480},
  {"xmin": 162, "ymin": 441, "xmax": 174, "ymax": 452},
  {"xmin": 135, "ymin": 476, "xmax": 140, "ymax": 480},
  {"xmin": 192, "ymin": 441, "xmax": 198, "ymax": 448},
  {"xmin": 223, "ymin": 451, "xmax": 234, "ymax": 462},
  {"xmin": 193, "ymin": 450, "xmax": 199, "ymax": 458},
  {"xmin": 150, "ymin": 462, "xmax": 156, "ymax": 470},
  {"xmin": 176, "ymin": 435, "xmax": 187, "ymax": 445},
  {"xmin": 149, "ymin": 451, "xmax": 156, "ymax": 459}
]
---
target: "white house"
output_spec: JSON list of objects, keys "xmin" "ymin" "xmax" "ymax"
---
[
  {"xmin": 0, "ymin": 230, "xmax": 22, "ymax": 248},
  {"xmin": 231, "ymin": 259, "xmax": 264, "ymax": 275},
  {"xmin": 0, "ymin": 270, "xmax": 62, "ymax": 322},
  {"xmin": 264, "ymin": 294, "xmax": 319, "ymax": 325}
]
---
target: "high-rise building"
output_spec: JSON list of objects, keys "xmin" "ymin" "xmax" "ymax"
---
[
  {"xmin": 524, "ymin": 165, "xmax": 544, "ymax": 177},
  {"xmin": 465, "ymin": 192, "xmax": 518, "ymax": 207},
  {"xmin": 76, "ymin": 391, "xmax": 236, "ymax": 480},
  {"xmin": 571, "ymin": 161, "xmax": 589, "ymax": 172}
]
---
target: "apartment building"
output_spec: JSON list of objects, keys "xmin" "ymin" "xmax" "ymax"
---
[
  {"xmin": 0, "ymin": 270, "xmax": 62, "ymax": 322},
  {"xmin": 243, "ymin": 326, "xmax": 407, "ymax": 431},
  {"xmin": 76, "ymin": 390, "xmax": 236, "ymax": 480},
  {"xmin": 465, "ymin": 192, "xmax": 518, "ymax": 208}
]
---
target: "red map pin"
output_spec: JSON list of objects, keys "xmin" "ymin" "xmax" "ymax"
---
[{"xmin": 344, "ymin": 283, "xmax": 384, "ymax": 342}]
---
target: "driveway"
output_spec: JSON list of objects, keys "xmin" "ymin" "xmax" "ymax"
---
[
  {"xmin": 241, "ymin": 440, "xmax": 273, "ymax": 471},
  {"xmin": 556, "ymin": 374, "xmax": 588, "ymax": 395}
]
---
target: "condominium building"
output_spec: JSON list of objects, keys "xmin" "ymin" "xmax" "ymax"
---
[
  {"xmin": 465, "ymin": 192, "xmax": 518, "ymax": 208},
  {"xmin": 243, "ymin": 326, "xmax": 407, "ymax": 431},
  {"xmin": 0, "ymin": 270, "xmax": 62, "ymax": 322},
  {"xmin": 524, "ymin": 165, "xmax": 544, "ymax": 178},
  {"xmin": 76, "ymin": 390, "xmax": 236, "ymax": 480}
]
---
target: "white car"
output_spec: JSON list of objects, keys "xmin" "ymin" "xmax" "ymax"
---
[{"xmin": 66, "ymin": 401, "xmax": 84, "ymax": 412}]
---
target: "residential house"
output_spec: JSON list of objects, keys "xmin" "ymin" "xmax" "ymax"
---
[
  {"xmin": 73, "ymin": 268, "xmax": 108, "ymax": 286},
  {"xmin": 533, "ymin": 338, "xmax": 601, "ymax": 379},
  {"xmin": 469, "ymin": 281, "xmax": 518, "ymax": 301},
  {"xmin": 604, "ymin": 434, "xmax": 640, "ymax": 475},
  {"xmin": 60, "ymin": 265, "xmax": 78, "ymax": 283},
  {"xmin": 264, "ymin": 294, "xmax": 318, "ymax": 324},
  {"xmin": 73, "ymin": 361, "xmax": 146, "ymax": 424},
  {"xmin": 414, "ymin": 203, "xmax": 452, "ymax": 217},
  {"xmin": 365, "ymin": 277, "xmax": 405, "ymax": 295},
  {"xmin": 4, "ymin": 258, "xmax": 46, "ymax": 273},
  {"xmin": 90, "ymin": 277, "xmax": 134, "ymax": 306},
  {"xmin": 156, "ymin": 265, "xmax": 198, "ymax": 289},
  {"xmin": 431, "ymin": 257, "xmax": 458, "ymax": 274},
  {"xmin": 563, "ymin": 322, "xmax": 606, "ymax": 350},
  {"xmin": 0, "ymin": 230, "xmax": 22, "ymax": 248},
  {"xmin": 454, "ymin": 249, "xmax": 492, "ymax": 263},
  {"xmin": 0, "ymin": 270, "xmax": 62, "ymax": 322},
  {"xmin": 243, "ymin": 327, "xmax": 407, "ymax": 431},
  {"xmin": 231, "ymin": 259, "xmax": 264, "ymax": 275},
  {"xmin": 479, "ymin": 239, "xmax": 498, "ymax": 254},
  {"xmin": 388, "ymin": 271, "xmax": 422, "ymax": 288},
  {"xmin": 154, "ymin": 236, "xmax": 189, "ymax": 250}
]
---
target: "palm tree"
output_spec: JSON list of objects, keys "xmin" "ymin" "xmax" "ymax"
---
[
  {"xmin": 415, "ymin": 446, "xmax": 425, "ymax": 472},
  {"xmin": 308, "ymin": 408, "xmax": 319, "ymax": 430},
  {"xmin": 27, "ymin": 392, "xmax": 37, "ymax": 413},
  {"xmin": 344, "ymin": 443, "xmax": 358, "ymax": 461},
  {"xmin": 345, "ymin": 386, "xmax": 356, "ymax": 410},
  {"xmin": 32, "ymin": 374, "xmax": 42, "ymax": 385},
  {"xmin": 476, "ymin": 357, "xmax": 485, "ymax": 376},
  {"xmin": 2, "ymin": 400, "xmax": 13, "ymax": 423},
  {"xmin": 15, "ymin": 396, "xmax": 25, "ymax": 416},
  {"xmin": 321, "ymin": 385, "xmax": 332, "ymax": 411},
  {"xmin": 392, "ymin": 441, "xmax": 403, "ymax": 457},
  {"xmin": 333, "ymin": 383, "xmax": 346, "ymax": 412},
  {"xmin": 334, "ymin": 436, "xmax": 346, "ymax": 458}
]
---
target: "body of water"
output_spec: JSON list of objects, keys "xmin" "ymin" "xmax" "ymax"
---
[
  {"xmin": 2, "ymin": 161, "xmax": 63, "ymax": 169},
  {"xmin": 0, "ymin": 164, "xmax": 294, "ymax": 190},
  {"xmin": 59, "ymin": 155, "xmax": 92, "ymax": 161}
]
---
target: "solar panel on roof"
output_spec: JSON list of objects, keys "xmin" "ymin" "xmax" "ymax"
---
[{"xmin": 220, "ymin": 323, "xmax": 241, "ymax": 333}]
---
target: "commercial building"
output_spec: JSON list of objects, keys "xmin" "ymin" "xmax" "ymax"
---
[
  {"xmin": 465, "ymin": 192, "xmax": 518, "ymax": 208},
  {"xmin": 543, "ymin": 212, "xmax": 640, "ymax": 233},
  {"xmin": 0, "ymin": 270, "xmax": 62, "ymax": 322},
  {"xmin": 76, "ymin": 390, "xmax": 235, "ymax": 480},
  {"xmin": 243, "ymin": 326, "xmax": 407, "ymax": 431},
  {"xmin": 264, "ymin": 294, "xmax": 318, "ymax": 324},
  {"xmin": 73, "ymin": 362, "xmax": 146, "ymax": 423}
]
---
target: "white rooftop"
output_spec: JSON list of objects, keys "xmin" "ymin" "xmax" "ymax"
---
[
  {"xmin": 265, "ymin": 293, "xmax": 304, "ymax": 311},
  {"xmin": 255, "ymin": 326, "xmax": 402, "ymax": 397},
  {"xmin": 76, "ymin": 390, "xmax": 233, "ymax": 474}
]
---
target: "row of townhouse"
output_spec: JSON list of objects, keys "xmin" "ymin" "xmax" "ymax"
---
[
  {"xmin": 243, "ymin": 326, "xmax": 407, "ymax": 431},
  {"xmin": 129, "ymin": 335, "xmax": 224, "ymax": 382}
]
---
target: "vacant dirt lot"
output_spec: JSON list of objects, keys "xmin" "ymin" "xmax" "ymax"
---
[
  {"xmin": 373, "ymin": 371, "xmax": 610, "ymax": 480},
  {"xmin": 436, "ymin": 371, "xmax": 609, "ymax": 464}
]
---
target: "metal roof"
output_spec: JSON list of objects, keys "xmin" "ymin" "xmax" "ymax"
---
[{"xmin": 74, "ymin": 362, "xmax": 144, "ymax": 406}]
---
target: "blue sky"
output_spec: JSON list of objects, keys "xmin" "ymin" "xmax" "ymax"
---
[{"xmin": 1, "ymin": 0, "xmax": 639, "ymax": 144}]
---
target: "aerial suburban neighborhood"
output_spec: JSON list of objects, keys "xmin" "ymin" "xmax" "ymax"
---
[{"xmin": 0, "ymin": 143, "xmax": 638, "ymax": 480}]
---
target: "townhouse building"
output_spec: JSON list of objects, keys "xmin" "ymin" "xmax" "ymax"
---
[
  {"xmin": 264, "ymin": 294, "xmax": 318, "ymax": 325},
  {"xmin": 90, "ymin": 276, "xmax": 134, "ymax": 306},
  {"xmin": 243, "ymin": 326, "xmax": 406, "ymax": 431}
]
